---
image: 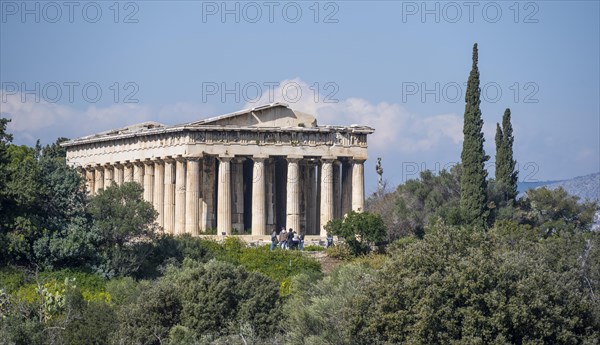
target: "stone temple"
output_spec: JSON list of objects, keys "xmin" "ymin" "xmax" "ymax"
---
[{"xmin": 63, "ymin": 103, "xmax": 374, "ymax": 239}]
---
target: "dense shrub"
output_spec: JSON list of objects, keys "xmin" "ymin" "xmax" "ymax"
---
[{"xmin": 356, "ymin": 222, "xmax": 600, "ymax": 344}]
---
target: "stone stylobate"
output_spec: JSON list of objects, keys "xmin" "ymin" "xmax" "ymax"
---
[{"xmin": 62, "ymin": 103, "xmax": 374, "ymax": 238}]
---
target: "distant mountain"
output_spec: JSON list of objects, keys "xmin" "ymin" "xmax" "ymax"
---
[
  {"xmin": 517, "ymin": 180, "xmax": 563, "ymax": 196},
  {"xmin": 518, "ymin": 173, "xmax": 600, "ymax": 202},
  {"xmin": 543, "ymin": 172, "xmax": 600, "ymax": 202},
  {"xmin": 518, "ymin": 172, "xmax": 600, "ymax": 231}
]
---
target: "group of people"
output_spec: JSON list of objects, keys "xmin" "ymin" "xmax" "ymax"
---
[{"xmin": 270, "ymin": 227, "xmax": 305, "ymax": 251}]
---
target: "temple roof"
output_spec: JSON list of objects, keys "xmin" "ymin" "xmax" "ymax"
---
[{"xmin": 62, "ymin": 103, "xmax": 374, "ymax": 147}]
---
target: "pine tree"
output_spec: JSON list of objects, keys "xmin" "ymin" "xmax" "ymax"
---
[
  {"xmin": 460, "ymin": 43, "xmax": 489, "ymax": 227},
  {"xmin": 495, "ymin": 108, "xmax": 518, "ymax": 204}
]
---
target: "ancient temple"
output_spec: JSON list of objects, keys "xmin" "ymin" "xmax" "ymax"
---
[{"xmin": 63, "ymin": 103, "xmax": 374, "ymax": 238}]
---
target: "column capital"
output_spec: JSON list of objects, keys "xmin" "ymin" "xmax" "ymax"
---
[
  {"xmin": 218, "ymin": 156, "xmax": 233, "ymax": 163},
  {"xmin": 85, "ymin": 165, "xmax": 95, "ymax": 171},
  {"xmin": 185, "ymin": 155, "xmax": 203, "ymax": 162},
  {"xmin": 252, "ymin": 155, "xmax": 268, "ymax": 163},
  {"xmin": 351, "ymin": 158, "xmax": 367, "ymax": 164},
  {"xmin": 287, "ymin": 154, "xmax": 303, "ymax": 161},
  {"xmin": 174, "ymin": 155, "xmax": 188, "ymax": 163},
  {"xmin": 321, "ymin": 157, "xmax": 336, "ymax": 164},
  {"xmin": 95, "ymin": 164, "xmax": 104, "ymax": 170},
  {"xmin": 103, "ymin": 163, "xmax": 113, "ymax": 169},
  {"xmin": 114, "ymin": 161, "xmax": 124, "ymax": 168},
  {"xmin": 133, "ymin": 159, "xmax": 144, "ymax": 166},
  {"xmin": 163, "ymin": 156, "xmax": 175, "ymax": 163}
]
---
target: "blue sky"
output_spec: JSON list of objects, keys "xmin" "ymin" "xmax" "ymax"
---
[{"xmin": 1, "ymin": 0, "xmax": 599, "ymax": 194}]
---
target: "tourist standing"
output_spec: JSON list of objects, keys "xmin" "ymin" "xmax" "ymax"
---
[
  {"xmin": 299, "ymin": 233, "xmax": 305, "ymax": 251},
  {"xmin": 270, "ymin": 228, "xmax": 277, "ymax": 251},
  {"xmin": 279, "ymin": 227, "xmax": 287, "ymax": 249},
  {"xmin": 287, "ymin": 228, "xmax": 294, "ymax": 250}
]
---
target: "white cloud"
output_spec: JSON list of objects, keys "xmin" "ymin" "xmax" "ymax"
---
[
  {"xmin": 244, "ymin": 78, "xmax": 463, "ymax": 153},
  {"xmin": 0, "ymin": 90, "xmax": 213, "ymax": 145},
  {"xmin": 2, "ymin": 78, "xmax": 464, "ymax": 156}
]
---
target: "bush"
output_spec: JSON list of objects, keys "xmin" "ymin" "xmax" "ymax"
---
[
  {"xmin": 356, "ymin": 223, "xmax": 600, "ymax": 344},
  {"xmin": 238, "ymin": 245, "xmax": 322, "ymax": 284},
  {"xmin": 284, "ymin": 263, "xmax": 377, "ymax": 345},
  {"xmin": 303, "ymin": 245, "xmax": 325, "ymax": 252},
  {"xmin": 326, "ymin": 243, "xmax": 353, "ymax": 260},
  {"xmin": 325, "ymin": 211, "xmax": 386, "ymax": 256},
  {"xmin": 0, "ymin": 266, "xmax": 27, "ymax": 293},
  {"xmin": 173, "ymin": 260, "xmax": 283, "ymax": 340}
]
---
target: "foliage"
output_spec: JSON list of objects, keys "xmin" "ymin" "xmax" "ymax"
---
[
  {"xmin": 494, "ymin": 108, "xmax": 518, "ymax": 206},
  {"xmin": 175, "ymin": 259, "xmax": 282, "ymax": 340},
  {"xmin": 460, "ymin": 43, "xmax": 489, "ymax": 227},
  {"xmin": 392, "ymin": 167, "xmax": 462, "ymax": 239},
  {"xmin": 284, "ymin": 263, "xmax": 377, "ymax": 345},
  {"xmin": 325, "ymin": 211, "xmax": 386, "ymax": 255},
  {"xmin": 88, "ymin": 182, "xmax": 158, "ymax": 277},
  {"xmin": 325, "ymin": 242, "xmax": 354, "ymax": 260},
  {"xmin": 519, "ymin": 186, "xmax": 599, "ymax": 235},
  {"xmin": 303, "ymin": 245, "xmax": 325, "ymax": 252},
  {"xmin": 0, "ymin": 118, "xmax": 14, "ymax": 220},
  {"xmin": 238, "ymin": 245, "xmax": 321, "ymax": 283},
  {"xmin": 354, "ymin": 222, "xmax": 599, "ymax": 344},
  {"xmin": 0, "ymin": 137, "xmax": 90, "ymax": 269},
  {"xmin": 112, "ymin": 278, "xmax": 181, "ymax": 345}
]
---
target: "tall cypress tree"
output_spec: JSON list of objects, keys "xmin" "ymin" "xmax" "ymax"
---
[
  {"xmin": 460, "ymin": 43, "xmax": 489, "ymax": 227},
  {"xmin": 495, "ymin": 108, "xmax": 518, "ymax": 204}
]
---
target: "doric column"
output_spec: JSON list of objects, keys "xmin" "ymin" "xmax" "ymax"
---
[
  {"xmin": 104, "ymin": 164, "xmax": 114, "ymax": 188},
  {"xmin": 175, "ymin": 158, "xmax": 186, "ymax": 235},
  {"xmin": 333, "ymin": 160, "xmax": 341, "ymax": 219},
  {"xmin": 143, "ymin": 160, "xmax": 154, "ymax": 203},
  {"xmin": 320, "ymin": 158, "xmax": 334, "ymax": 236},
  {"xmin": 133, "ymin": 161, "xmax": 144, "ymax": 186},
  {"xmin": 265, "ymin": 159, "xmax": 275, "ymax": 227},
  {"xmin": 217, "ymin": 156, "xmax": 232, "ymax": 235},
  {"xmin": 124, "ymin": 162, "xmax": 134, "ymax": 183},
  {"xmin": 114, "ymin": 163, "xmax": 124, "ymax": 186},
  {"xmin": 304, "ymin": 161, "xmax": 317, "ymax": 235},
  {"xmin": 94, "ymin": 166, "xmax": 104, "ymax": 194},
  {"xmin": 201, "ymin": 156, "xmax": 216, "ymax": 232},
  {"xmin": 153, "ymin": 160, "xmax": 165, "ymax": 228},
  {"xmin": 251, "ymin": 157, "xmax": 266, "ymax": 236},
  {"xmin": 341, "ymin": 160, "xmax": 353, "ymax": 215},
  {"xmin": 286, "ymin": 156, "xmax": 301, "ymax": 233},
  {"xmin": 85, "ymin": 168, "xmax": 95, "ymax": 195},
  {"xmin": 185, "ymin": 158, "xmax": 201, "ymax": 236},
  {"xmin": 352, "ymin": 159, "xmax": 365, "ymax": 212},
  {"xmin": 232, "ymin": 158, "xmax": 245, "ymax": 233},
  {"xmin": 163, "ymin": 158, "xmax": 175, "ymax": 234}
]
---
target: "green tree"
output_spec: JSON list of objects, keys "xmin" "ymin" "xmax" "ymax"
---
[
  {"xmin": 392, "ymin": 167, "xmax": 462, "ymax": 238},
  {"xmin": 284, "ymin": 264, "xmax": 376, "ymax": 345},
  {"xmin": 522, "ymin": 187, "xmax": 598, "ymax": 235},
  {"xmin": 174, "ymin": 260, "xmax": 282, "ymax": 340},
  {"xmin": 460, "ymin": 43, "xmax": 489, "ymax": 228},
  {"xmin": 357, "ymin": 222, "xmax": 599, "ymax": 344},
  {"xmin": 0, "ymin": 118, "xmax": 13, "ymax": 220},
  {"xmin": 495, "ymin": 108, "xmax": 518, "ymax": 206},
  {"xmin": 325, "ymin": 211, "xmax": 386, "ymax": 255},
  {"xmin": 112, "ymin": 279, "xmax": 181, "ymax": 345},
  {"xmin": 88, "ymin": 182, "xmax": 157, "ymax": 277}
]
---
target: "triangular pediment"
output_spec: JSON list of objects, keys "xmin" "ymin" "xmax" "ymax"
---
[{"xmin": 189, "ymin": 103, "xmax": 317, "ymax": 128}]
